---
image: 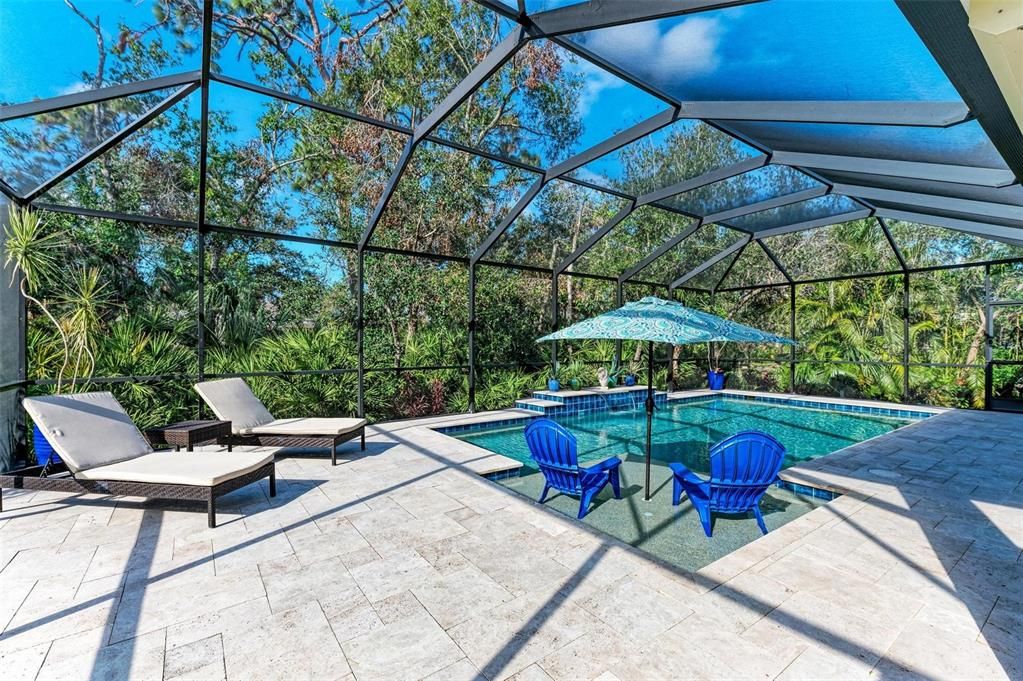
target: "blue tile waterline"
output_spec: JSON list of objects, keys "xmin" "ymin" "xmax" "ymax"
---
[
  {"xmin": 668, "ymin": 393, "xmax": 935, "ymax": 421},
  {"xmin": 435, "ymin": 417, "xmax": 536, "ymax": 436},
  {"xmin": 516, "ymin": 388, "xmax": 667, "ymax": 417},
  {"xmin": 775, "ymin": 479, "xmax": 839, "ymax": 501},
  {"xmin": 482, "ymin": 469, "xmax": 521, "ymax": 482},
  {"xmin": 442, "ymin": 395, "xmax": 924, "ymax": 477}
]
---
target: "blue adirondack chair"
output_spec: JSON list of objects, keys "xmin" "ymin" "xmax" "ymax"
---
[
  {"xmin": 670, "ymin": 430, "xmax": 785, "ymax": 537},
  {"xmin": 523, "ymin": 419, "xmax": 622, "ymax": 519}
]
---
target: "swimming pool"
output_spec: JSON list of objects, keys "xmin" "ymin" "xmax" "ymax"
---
[
  {"xmin": 453, "ymin": 395, "xmax": 920, "ymax": 475},
  {"xmin": 449, "ymin": 395, "xmax": 924, "ymax": 571}
]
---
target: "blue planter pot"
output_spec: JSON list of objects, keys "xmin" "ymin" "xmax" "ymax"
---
[
  {"xmin": 623, "ymin": 375, "xmax": 636, "ymax": 387},
  {"xmin": 707, "ymin": 371, "xmax": 726, "ymax": 390},
  {"xmin": 547, "ymin": 379, "xmax": 560, "ymax": 392},
  {"xmin": 33, "ymin": 423, "xmax": 61, "ymax": 467}
]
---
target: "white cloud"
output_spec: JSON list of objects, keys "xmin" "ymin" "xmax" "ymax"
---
[
  {"xmin": 580, "ymin": 16, "xmax": 724, "ymax": 85},
  {"xmin": 57, "ymin": 81, "xmax": 91, "ymax": 96},
  {"xmin": 570, "ymin": 166, "xmax": 609, "ymax": 186},
  {"xmin": 657, "ymin": 17, "xmax": 723, "ymax": 77},
  {"xmin": 575, "ymin": 59, "xmax": 627, "ymax": 117},
  {"xmin": 573, "ymin": 17, "xmax": 723, "ymax": 119}
]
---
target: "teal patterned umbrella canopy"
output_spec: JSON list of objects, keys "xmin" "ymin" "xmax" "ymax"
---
[
  {"xmin": 537, "ymin": 296, "xmax": 793, "ymax": 502},
  {"xmin": 538, "ymin": 296, "xmax": 795, "ymax": 346}
]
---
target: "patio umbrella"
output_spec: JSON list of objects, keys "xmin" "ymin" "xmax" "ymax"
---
[{"xmin": 538, "ymin": 296, "xmax": 795, "ymax": 500}]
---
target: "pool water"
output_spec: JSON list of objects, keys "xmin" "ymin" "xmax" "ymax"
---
[
  {"xmin": 451, "ymin": 397, "xmax": 919, "ymax": 571},
  {"xmin": 455, "ymin": 396, "xmax": 916, "ymax": 475},
  {"xmin": 497, "ymin": 458, "xmax": 828, "ymax": 572}
]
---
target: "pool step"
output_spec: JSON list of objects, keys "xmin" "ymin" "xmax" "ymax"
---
[
  {"xmin": 514, "ymin": 398, "xmax": 564, "ymax": 414},
  {"xmin": 516, "ymin": 389, "xmax": 668, "ymax": 417}
]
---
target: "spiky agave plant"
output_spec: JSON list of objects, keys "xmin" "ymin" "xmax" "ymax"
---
[{"xmin": 3, "ymin": 206, "xmax": 72, "ymax": 391}]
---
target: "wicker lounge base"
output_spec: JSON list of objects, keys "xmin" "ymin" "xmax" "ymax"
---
[
  {"xmin": 222, "ymin": 426, "xmax": 365, "ymax": 466},
  {"xmin": 0, "ymin": 460, "xmax": 276, "ymax": 528}
]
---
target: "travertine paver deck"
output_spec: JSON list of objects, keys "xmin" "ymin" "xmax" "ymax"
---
[{"xmin": 0, "ymin": 399, "xmax": 1020, "ymax": 680}]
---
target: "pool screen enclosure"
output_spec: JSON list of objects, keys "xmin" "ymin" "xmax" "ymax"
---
[{"xmin": 0, "ymin": 0, "xmax": 1021, "ymax": 469}]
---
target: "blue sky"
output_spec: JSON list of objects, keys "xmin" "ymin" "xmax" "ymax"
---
[
  {"xmin": 0, "ymin": 1, "xmax": 912, "ymax": 249},
  {"xmin": 0, "ymin": 0, "xmax": 975, "ymax": 164},
  {"xmin": 569, "ymin": 0, "xmax": 959, "ymax": 103},
  {"xmin": 0, "ymin": 0, "xmax": 654, "ymax": 251},
  {"xmin": 0, "ymin": 1, "xmax": 198, "ymax": 102},
  {"xmin": 2, "ymin": 0, "xmax": 1005, "ymax": 268},
  {"xmin": 0, "ymin": 1, "xmax": 664, "ymax": 151},
  {"xmin": 0, "ymin": 1, "xmax": 654, "ymax": 272}
]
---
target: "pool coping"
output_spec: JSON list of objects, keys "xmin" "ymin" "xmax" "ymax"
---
[
  {"xmin": 407, "ymin": 391, "xmax": 963, "ymax": 584},
  {"xmin": 669, "ymin": 388, "xmax": 947, "ymax": 420},
  {"xmin": 425, "ymin": 389, "xmax": 945, "ymax": 495},
  {"xmin": 431, "ymin": 389, "xmax": 943, "ymax": 437},
  {"xmin": 531, "ymin": 384, "xmax": 657, "ymax": 399}
]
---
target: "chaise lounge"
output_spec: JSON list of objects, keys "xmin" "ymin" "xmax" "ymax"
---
[
  {"xmin": 2, "ymin": 392, "xmax": 275, "ymax": 527},
  {"xmin": 194, "ymin": 378, "xmax": 366, "ymax": 466}
]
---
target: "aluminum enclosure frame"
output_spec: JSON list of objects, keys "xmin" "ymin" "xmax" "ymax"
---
[{"xmin": 0, "ymin": 0, "xmax": 1020, "ymax": 438}]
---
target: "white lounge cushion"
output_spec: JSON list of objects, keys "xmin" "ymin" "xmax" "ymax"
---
[
  {"xmin": 194, "ymin": 378, "xmax": 274, "ymax": 431},
  {"xmin": 241, "ymin": 417, "xmax": 366, "ymax": 437},
  {"xmin": 76, "ymin": 450, "xmax": 274, "ymax": 487},
  {"xmin": 23, "ymin": 392, "xmax": 153, "ymax": 472}
]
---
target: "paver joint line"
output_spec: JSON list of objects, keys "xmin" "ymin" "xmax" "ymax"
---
[{"xmin": 1, "ymin": 398, "xmax": 1020, "ymax": 680}]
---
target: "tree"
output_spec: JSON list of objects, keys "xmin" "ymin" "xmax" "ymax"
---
[{"xmin": 6, "ymin": 0, "xmax": 1022, "ymax": 428}]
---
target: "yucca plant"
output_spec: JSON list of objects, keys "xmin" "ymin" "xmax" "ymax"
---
[
  {"xmin": 3, "ymin": 206, "xmax": 72, "ymax": 391},
  {"xmin": 60, "ymin": 267, "xmax": 113, "ymax": 389}
]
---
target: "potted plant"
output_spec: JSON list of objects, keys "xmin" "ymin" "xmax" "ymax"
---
[
  {"xmin": 707, "ymin": 342, "xmax": 726, "ymax": 390},
  {"xmin": 4, "ymin": 207, "xmax": 108, "ymax": 466},
  {"xmin": 546, "ymin": 363, "xmax": 560, "ymax": 392},
  {"xmin": 561, "ymin": 360, "xmax": 587, "ymax": 391},
  {"xmin": 623, "ymin": 358, "xmax": 639, "ymax": 387}
]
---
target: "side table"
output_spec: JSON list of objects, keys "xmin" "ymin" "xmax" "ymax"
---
[{"xmin": 145, "ymin": 420, "xmax": 232, "ymax": 452}]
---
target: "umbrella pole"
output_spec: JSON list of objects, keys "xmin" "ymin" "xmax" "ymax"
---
[{"xmin": 644, "ymin": 340, "xmax": 654, "ymax": 501}]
